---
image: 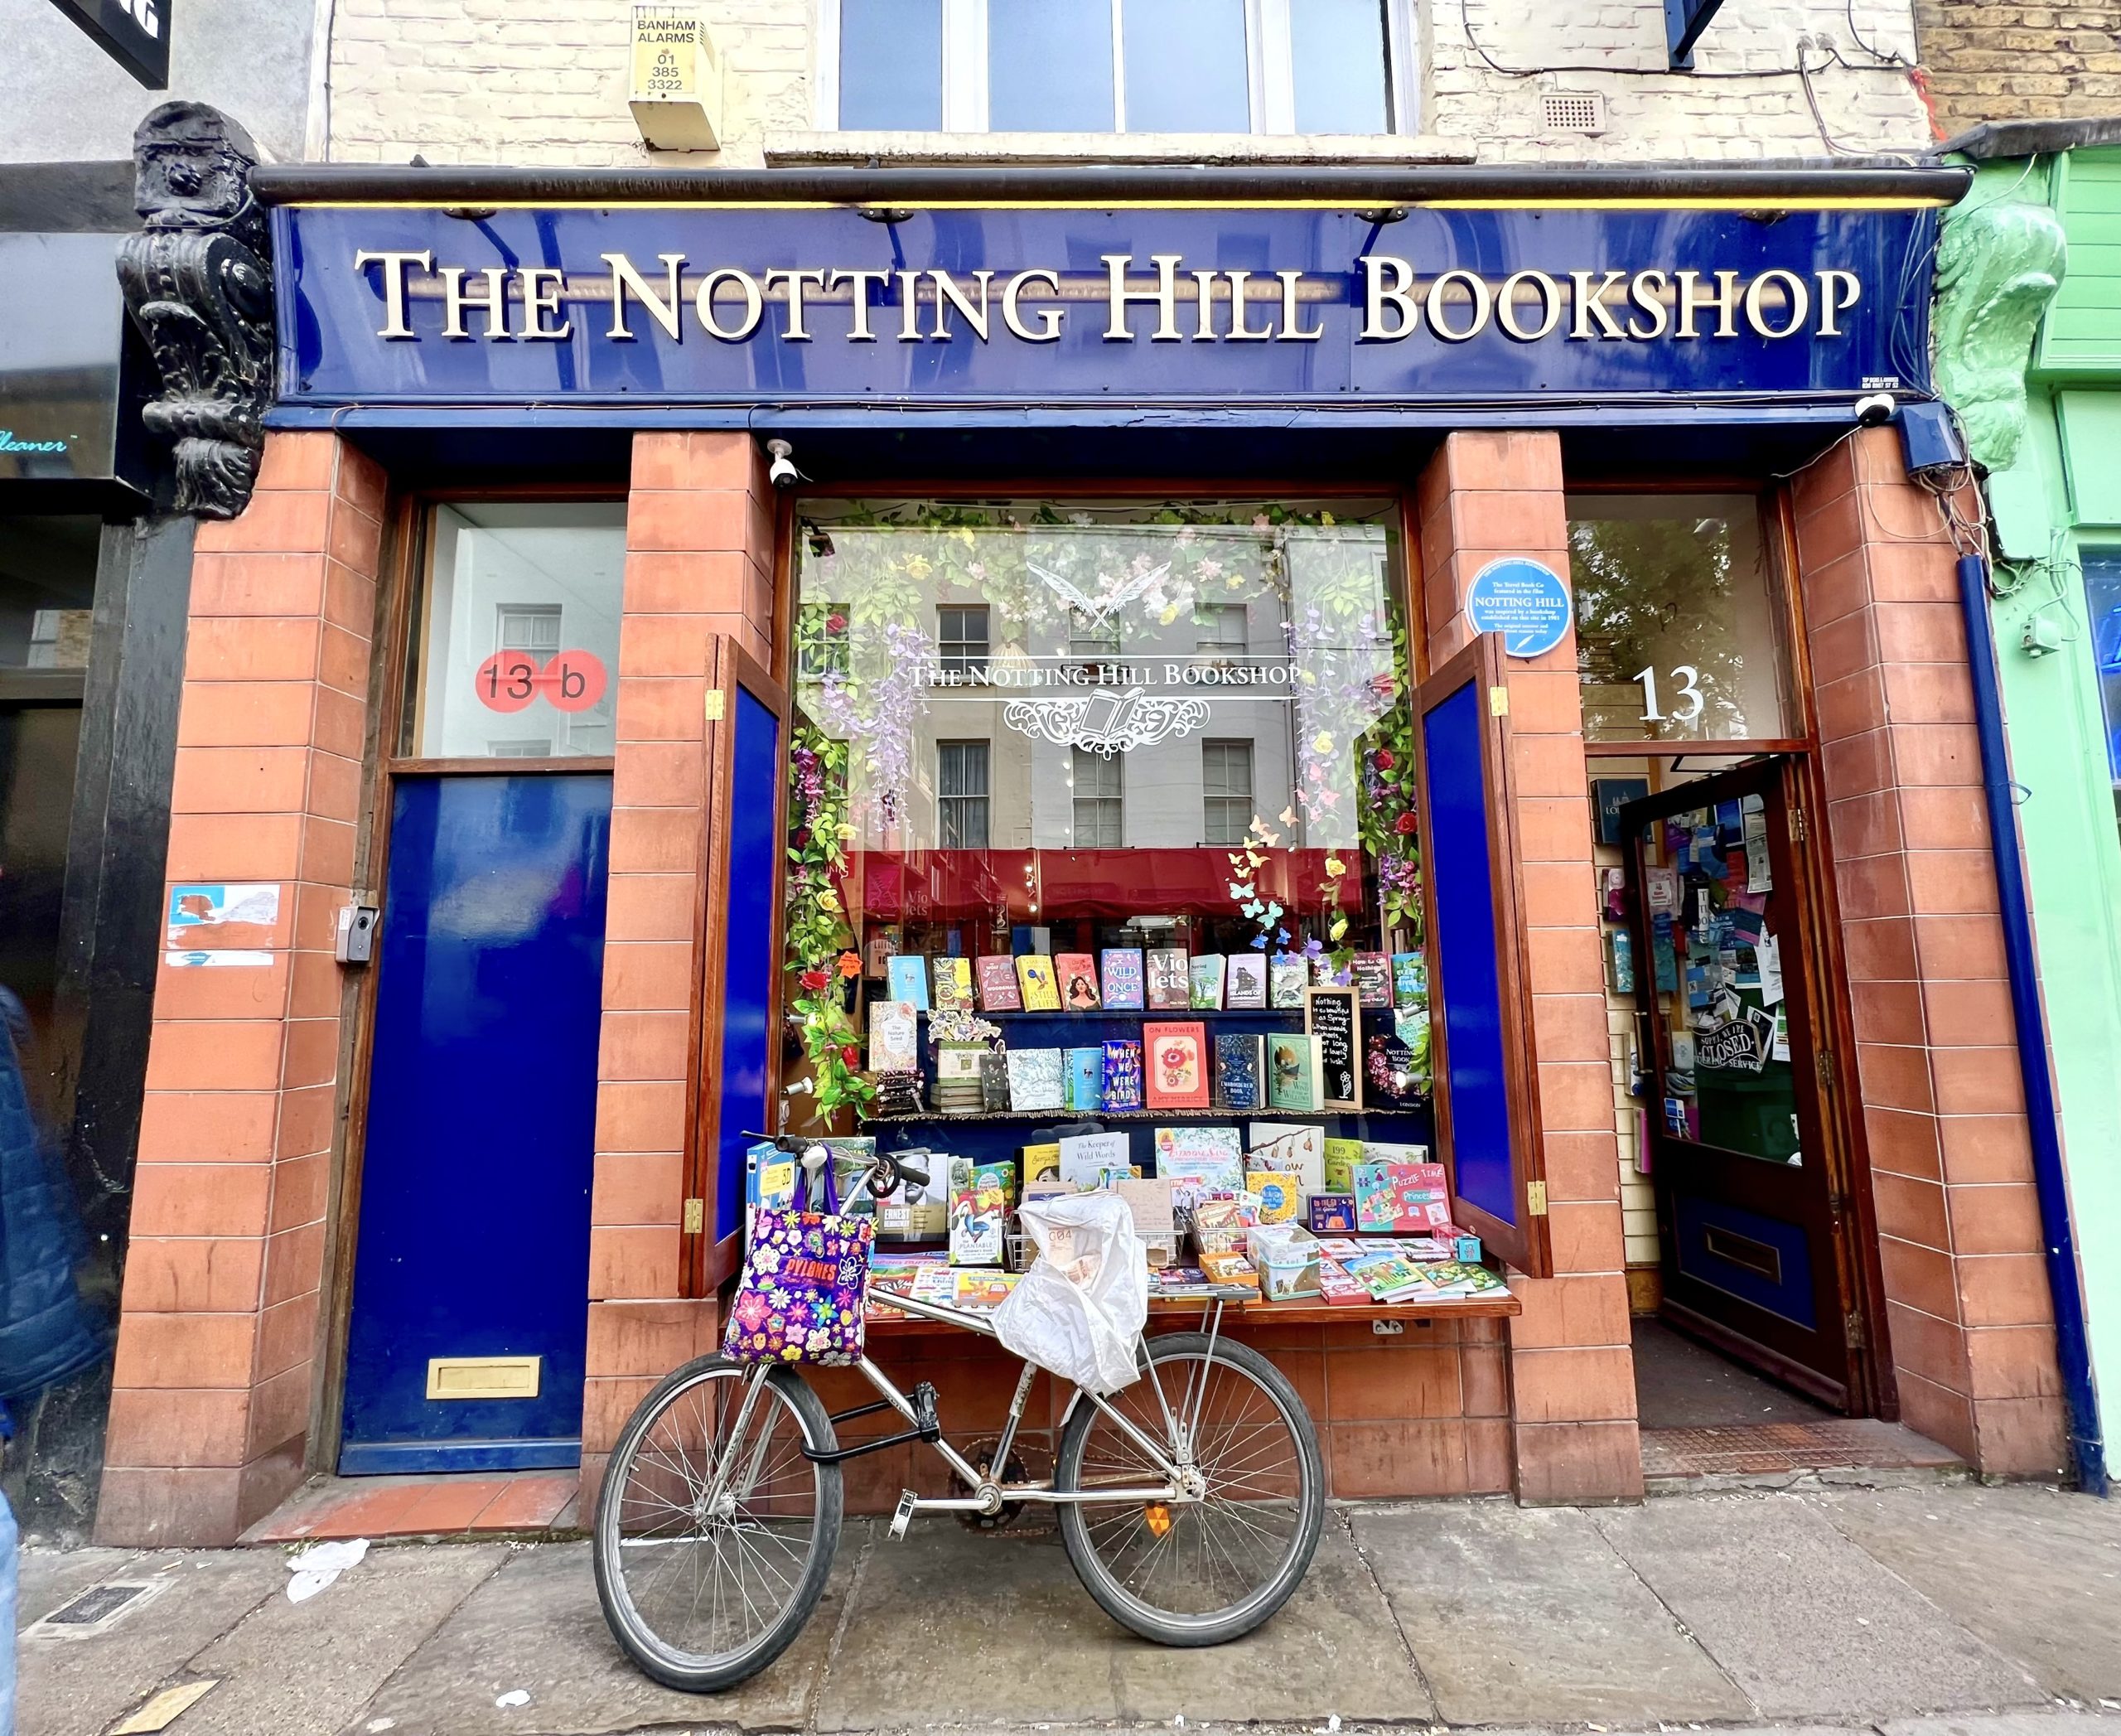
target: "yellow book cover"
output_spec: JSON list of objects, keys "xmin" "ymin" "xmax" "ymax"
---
[
  {"xmin": 1016, "ymin": 953, "xmax": 1061, "ymax": 1011},
  {"xmin": 1323, "ymin": 1137, "xmax": 1365, "ymax": 1195}
]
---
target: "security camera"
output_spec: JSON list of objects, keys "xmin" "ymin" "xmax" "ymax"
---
[
  {"xmin": 1853, "ymin": 393, "xmax": 1896, "ymax": 428},
  {"xmin": 766, "ymin": 438, "xmax": 804, "ymax": 489}
]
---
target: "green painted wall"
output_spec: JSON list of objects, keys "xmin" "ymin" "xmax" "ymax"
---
[{"xmin": 1955, "ymin": 151, "xmax": 2121, "ymax": 1483}]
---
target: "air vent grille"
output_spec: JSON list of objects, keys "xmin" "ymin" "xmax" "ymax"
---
[{"xmin": 1541, "ymin": 92, "xmax": 1607, "ymax": 133}]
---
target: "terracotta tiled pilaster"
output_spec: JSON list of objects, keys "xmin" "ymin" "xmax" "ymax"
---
[
  {"xmin": 98, "ymin": 433, "xmax": 384, "ymax": 1545},
  {"xmin": 1414, "ymin": 432, "xmax": 1641, "ymax": 1504},
  {"xmin": 1792, "ymin": 427, "xmax": 2067, "ymax": 1476},
  {"xmin": 582, "ymin": 433, "xmax": 779, "ymax": 1507}
]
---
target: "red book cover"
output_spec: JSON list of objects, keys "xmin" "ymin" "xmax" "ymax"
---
[
  {"xmin": 976, "ymin": 954, "xmax": 1023, "ymax": 1012},
  {"xmin": 1056, "ymin": 952, "xmax": 1101, "ymax": 1009},
  {"xmin": 1142, "ymin": 1020, "xmax": 1210, "ymax": 1111}
]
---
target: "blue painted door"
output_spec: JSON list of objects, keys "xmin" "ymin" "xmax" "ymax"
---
[{"xmin": 340, "ymin": 772, "xmax": 612, "ymax": 1473}]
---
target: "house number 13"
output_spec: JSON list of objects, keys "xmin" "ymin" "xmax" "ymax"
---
[{"xmin": 1634, "ymin": 665, "xmax": 1704, "ymax": 725}]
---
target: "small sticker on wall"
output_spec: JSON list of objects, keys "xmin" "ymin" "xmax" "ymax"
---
[
  {"xmin": 166, "ymin": 950, "xmax": 274, "ymax": 969},
  {"xmin": 167, "ymin": 883, "xmax": 283, "ymax": 963}
]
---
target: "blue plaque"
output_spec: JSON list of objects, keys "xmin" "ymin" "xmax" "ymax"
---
[{"xmin": 1464, "ymin": 559, "xmax": 1573, "ymax": 658}]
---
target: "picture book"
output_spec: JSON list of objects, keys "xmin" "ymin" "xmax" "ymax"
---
[
  {"xmin": 1214, "ymin": 1032, "xmax": 1264, "ymax": 1112},
  {"xmin": 1153, "ymin": 1124, "xmax": 1245, "ymax": 1195},
  {"xmin": 1268, "ymin": 955, "xmax": 1309, "ymax": 1009},
  {"xmin": 1064, "ymin": 1046, "xmax": 1104, "ymax": 1112},
  {"xmin": 1188, "ymin": 953, "xmax": 1226, "ymax": 1011},
  {"xmin": 867, "ymin": 999, "xmax": 921, "ymax": 1075},
  {"xmin": 886, "ymin": 954, "xmax": 930, "ymax": 1011},
  {"xmin": 1422, "ymin": 1260, "xmax": 1508, "ymax": 1298},
  {"xmin": 1101, "ymin": 1039, "xmax": 1144, "ymax": 1110},
  {"xmin": 1099, "ymin": 948, "xmax": 1146, "ymax": 1010},
  {"xmin": 1059, "ymin": 1130, "xmax": 1133, "ymax": 1186},
  {"xmin": 1246, "ymin": 1170, "xmax": 1303, "ymax": 1224},
  {"xmin": 1015, "ymin": 953, "xmax": 1061, "ymax": 1012},
  {"xmin": 1391, "ymin": 952, "xmax": 1426, "ymax": 1010},
  {"xmin": 1322, "ymin": 1136, "xmax": 1365, "ymax": 1194},
  {"xmin": 911, "ymin": 1262, "xmax": 961, "ymax": 1303},
  {"xmin": 1307, "ymin": 1193, "xmax": 1358, "ymax": 1234},
  {"xmin": 1225, "ymin": 952, "xmax": 1267, "ymax": 1009},
  {"xmin": 1352, "ymin": 952, "xmax": 1393, "ymax": 1008},
  {"xmin": 1315, "ymin": 1257, "xmax": 1370, "ymax": 1305},
  {"xmin": 1019, "ymin": 1142, "xmax": 1062, "ymax": 1187},
  {"xmin": 1344, "ymin": 1250, "xmax": 1436, "ymax": 1303},
  {"xmin": 1247, "ymin": 1122, "xmax": 1326, "ymax": 1193},
  {"xmin": 932, "ymin": 955, "xmax": 974, "ymax": 1012},
  {"xmin": 1267, "ymin": 1031, "xmax": 1323, "ymax": 1113},
  {"xmin": 1006, "ymin": 1047, "xmax": 1065, "ymax": 1112},
  {"xmin": 1056, "ymin": 953, "xmax": 1102, "ymax": 1010},
  {"xmin": 976, "ymin": 954, "xmax": 1022, "ymax": 1012},
  {"xmin": 952, "ymin": 1269, "xmax": 1020, "ymax": 1310},
  {"xmin": 1146, "ymin": 947, "xmax": 1191, "ymax": 1010},
  {"xmin": 1142, "ymin": 1020, "xmax": 1210, "ymax": 1110},
  {"xmin": 948, "ymin": 1158, "xmax": 1011, "ymax": 1265},
  {"xmin": 865, "ymin": 1254, "xmax": 940, "ymax": 1320}
]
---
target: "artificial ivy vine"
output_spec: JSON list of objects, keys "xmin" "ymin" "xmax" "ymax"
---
[{"xmin": 784, "ymin": 723, "xmax": 874, "ymax": 1122}]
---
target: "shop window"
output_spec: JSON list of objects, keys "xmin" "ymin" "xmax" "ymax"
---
[
  {"xmin": 1568, "ymin": 494, "xmax": 1791, "ymax": 747},
  {"xmin": 826, "ymin": 0, "xmax": 1413, "ymax": 136},
  {"xmin": 1201, "ymin": 739, "xmax": 1254, "ymax": 845},
  {"xmin": 1195, "ymin": 602, "xmax": 1248, "ymax": 655},
  {"xmin": 937, "ymin": 605, "xmax": 991, "ymax": 675},
  {"xmin": 937, "ymin": 739, "xmax": 992, "ymax": 849},
  {"xmin": 1072, "ymin": 747, "xmax": 1123, "ymax": 847},
  {"xmin": 402, "ymin": 501, "xmax": 625, "ymax": 761},
  {"xmin": 1069, "ymin": 609, "xmax": 1123, "ymax": 661},
  {"xmin": 2085, "ymin": 551, "xmax": 2121, "ymax": 830}
]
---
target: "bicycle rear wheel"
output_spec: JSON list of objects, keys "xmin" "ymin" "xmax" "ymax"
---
[
  {"xmin": 593, "ymin": 1356, "xmax": 843, "ymax": 1692},
  {"xmin": 1054, "ymin": 1332, "xmax": 1323, "ymax": 1647}
]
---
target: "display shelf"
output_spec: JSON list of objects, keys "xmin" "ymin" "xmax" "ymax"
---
[
  {"xmin": 861, "ymin": 1103, "xmax": 1428, "ymax": 1125},
  {"xmin": 917, "ymin": 1006, "xmax": 1311, "ymax": 1022},
  {"xmin": 860, "ymin": 1292, "xmax": 1519, "ymax": 1335}
]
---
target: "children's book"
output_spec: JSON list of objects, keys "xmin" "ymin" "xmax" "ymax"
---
[
  {"xmin": 1019, "ymin": 1142, "xmax": 1062, "ymax": 1187},
  {"xmin": 1059, "ymin": 1130, "xmax": 1133, "ymax": 1186},
  {"xmin": 1146, "ymin": 947, "xmax": 1191, "ymax": 1011},
  {"xmin": 1188, "ymin": 954, "xmax": 1226, "ymax": 1011},
  {"xmin": 948, "ymin": 1158, "xmax": 1011, "ymax": 1265},
  {"xmin": 1246, "ymin": 1170, "xmax": 1303, "ymax": 1223},
  {"xmin": 887, "ymin": 954, "xmax": 930, "ymax": 1011},
  {"xmin": 1016, "ymin": 953, "xmax": 1061, "ymax": 1012},
  {"xmin": 952, "ymin": 1269, "xmax": 1020, "ymax": 1310},
  {"xmin": 1351, "ymin": 952, "xmax": 1393, "ymax": 1008},
  {"xmin": 1225, "ymin": 953, "xmax": 1267, "ymax": 1009},
  {"xmin": 1154, "ymin": 1124, "xmax": 1245, "ymax": 1195},
  {"xmin": 1006, "ymin": 1047, "xmax": 1065, "ymax": 1112},
  {"xmin": 1266, "ymin": 1031, "xmax": 1323, "ymax": 1113},
  {"xmin": 1248, "ymin": 1122, "xmax": 1326, "ymax": 1193},
  {"xmin": 1099, "ymin": 948, "xmax": 1145, "ymax": 1010},
  {"xmin": 976, "ymin": 954, "xmax": 1022, "ymax": 1012},
  {"xmin": 1101, "ymin": 1040, "xmax": 1144, "ymax": 1110},
  {"xmin": 1268, "ymin": 956, "xmax": 1309, "ymax": 1009},
  {"xmin": 1422, "ymin": 1260, "xmax": 1509, "ymax": 1298},
  {"xmin": 932, "ymin": 955, "xmax": 974, "ymax": 1012},
  {"xmin": 867, "ymin": 999, "xmax": 920, "ymax": 1074},
  {"xmin": 1214, "ymin": 1032, "xmax": 1265, "ymax": 1112},
  {"xmin": 911, "ymin": 1262, "xmax": 961, "ymax": 1303},
  {"xmin": 1056, "ymin": 953, "xmax": 1102, "ymax": 1010},
  {"xmin": 1344, "ymin": 1250, "xmax": 1437, "ymax": 1303},
  {"xmin": 1064, "ymin": 1046, "xmax": 1104, "ymax": 1112},
  {"xmin": 1143, "ymin": 1020, "xmax": 1210, "ymax": 1110},
  {"xmin": 1315, "ymin": 1257, "xmax": 1370, "ymax": 1305},
  {"xmin": 1322, "ymin": 1135, "xmax": 1365, "ymax": 1194}
]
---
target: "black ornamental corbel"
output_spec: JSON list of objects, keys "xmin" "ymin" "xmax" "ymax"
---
[{"xmin": 118, "ymin": 102, "xmax": 274, "ymax": 520}]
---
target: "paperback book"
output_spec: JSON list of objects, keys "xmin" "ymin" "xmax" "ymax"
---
[
  {"xmin": 1225, "ymin": 953, "xmax": 1268, "ymax": 1009},
  {"xmin": 1015, "ymin": 953, "xmax": 1061, "ymax": 1012},
  {"xmin": 1188, "ymin": 953, "xmax": 1226, "ymax": 1010},
  {"xmin": 1146, "ymin": 947, "xmax": 1191, "ymax": 1011},
  {"xmin": 867, "ymin": 999, "xmax": 920, "ymax": 1075},
  {"xmin": 976, "ymin": 955, "xmax": 1022, "ymax": 1013},
  {"xmin": 1056, "ymin": 953, "xmax": 1102, "ymax": 1010},
  {"xmin": 1143, "ymin": 1020, "xmax": 1210, "ymax": 1110},
  {"xmin": 1101, "ymin": 1040, "xmax": 1145, "ymax": 1110},
  {"xmin": 1099, "ymin": 948, "xmax": 1146, "ymax": 1010},
  {"xmin": 1351, "ymin": 952, "xmax": 1393, "ymax": 1008},
  {"xmin": 1006, "ymin": 1047, "xmax": 1065, "ymax": 1113},
  {"xmin": 886, "ymin": 955, "xmax": 930, "ymax": 1011},
  {"xmin": 1064, "ymin": 1046, "xmax": 1104, "ymax": 1112},
  {"xmin": 1266, "ymin": 1031, "xmax": 1323, "ymax": 1113},
  {"xmin": 932, "ymin": 955, "xmax": 974, "ymax": 1012},
  {"xmin": 1268, "ymin": 956, "xmax": 1309, "ymax": 1008},
  {"xmin": 1214, "ymin": 1032, "xmax": 1265, "ymax": 1111}
]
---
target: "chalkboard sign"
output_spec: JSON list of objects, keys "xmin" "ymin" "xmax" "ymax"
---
[{"xmin": 1305, "ymin": 986, "xmax": 1363, "ymax": 1110}]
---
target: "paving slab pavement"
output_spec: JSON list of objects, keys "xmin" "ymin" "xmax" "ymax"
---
[
  {"xmin": 1819, "ymin": 1485, "xmax": 2121, "ymax": 1704},
  {"xmin": 20, "ymin": 1544, "xmax": 143, "ymax": 1626},
  {"xmin": 1350, "ymin": 1500, "xmax": 1751, "ymax": 1726},
  {"xmin": 1593, "ymin": 1493, "xmax": 2048, "ymax": 1719}
]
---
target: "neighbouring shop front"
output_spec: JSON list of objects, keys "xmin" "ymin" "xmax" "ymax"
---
[{"xmin": 94, "ymin": 157, "xmax": 2090, "ymax": 1547}]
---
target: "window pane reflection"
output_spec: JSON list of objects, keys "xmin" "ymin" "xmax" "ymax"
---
[
  {"xmin": 1123, "ymin": 0, "xmax": 1249, "ymax": 131},
  {"xmin": 989, "ymin": 0, "xmax": 1115, "ymax": 130},
  {"xmin": 840, "ymin": 0, "xmax": 945, "ymax": 128},
  {"xmin": 1291, "ymin": 0, "xmax": 1392, "ymax": 133}
]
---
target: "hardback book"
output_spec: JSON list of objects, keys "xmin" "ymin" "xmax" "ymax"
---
[
  {"xmin": 1215, "ymin": 1032, "xmax": 1265, "ymax": 1112},
  {"xmin": 1247, "ymin": 1122, "xmax": 1326, "ymax": 1193},
  {"xmin": 1391, "ymin": 952, "xmax": 1426, "ymax": 1011},
  {"xmin": 1153, "ymin": 1124, "xmax": 1245, "ymax": 1195},
  {"xmin": 1101, "ymin": 1040, "xmax": 1144, "ymax": 1110},
  {"xmin": 1145, "ymin": 947, "xmax": 1192, "ymax": 1011},
  {"xmin": 1015, "ymin": 953, "xmax": 1061, "ymax": 1012},
  {"xmin": 948, "ymin": 1158, "xmax": 1011, "ymax": 1265},
  {"xmin": 934, "ymin": 1042, "xmax": 986, "ymax": 1112},
  {"xmin": 1351, "ymin": 952, "xmax": 1393, "ymax": 1008},
  {"xmin": 1322, "ymin": 1135, "xmax": 1365, "ymax": 1195},
  {"xmin": 1246, "ymin": 1170, "xmax": 1302, "ymax": 1224},
  {"xmin": 979, "ymin": 1049, "xmax": 1012, "ymax": 1112},
  {"xmin": 1268, "ymin": 956, "xmax": 1309, "ymax": 1008},
  {"xmin": 1311, "ymin": 954, "xmax": 1352, "ymax": 988},
  {"xmin": 976, "ymin": 954, "xmax": 1023, "ymax": 1013},
  {"xmin": 1365, "ymin": 1031, "xmax": 1423, "ymax": 1108},
  {"xmin": 932, "ymin": 955, "xmax": 974, "ymax": 1012},
  {"xmin": 1059, "ymin": 1130, "xmax": 1132, "ymax": 1186},
  {"xmin": 1064, "ymin": 1046, "xmax": 1104, "ymax": 1112},
  {"xmin": 1018, "ymin": 1142, "xmax": 1063, "ymax": 1187},
  {"xmin": 1187, "ymin": 953, "xmax": 1226, "ymax": 1011},
  {"xmin": 887, "ymin": 954, "xmax": 931, "ymax": 1011},
  {"xmin": 1006, "ymin": 1046, "xmax": 1065, "ymax": 1113},
  {"xmin": 867, "ymin": 999, "xmax": 921, "ymax": 1075},
  {"xmin": 1225, "ymin": 953, "xmax": 1268, "ymax": 1009},
  {"xmin": 1099, "ymin": 948, "xmax": 1145, "ymax": 1010},
  {"xmin": 1142, "ymin": 1020, "xmax": 1210, "ymax": 1110},
  {"xmin": 1266, "ymin": 1031, "xmax": 1324, "ymax": 1113},
  {"xmin": 1056, "ymin": 953, "xmax": 1102, "ymax": 1010}
]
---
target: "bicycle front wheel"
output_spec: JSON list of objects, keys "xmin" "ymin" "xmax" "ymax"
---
[
  {"xmin": 1054, "ymin": 1331, "xmax": 1323, "ymax": 1647},
  {"xmin": 593, "ymin": 1356, "xmax": 843, "ymax": 1692}
]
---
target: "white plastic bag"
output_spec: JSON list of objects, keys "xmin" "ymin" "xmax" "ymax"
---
[{"xmin": 993, "ymin": 1192, "xmax": 1148, "ymax": 1394}]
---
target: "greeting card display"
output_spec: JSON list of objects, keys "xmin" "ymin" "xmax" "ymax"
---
[
  {"xmin": 976, "ymin": 955, "xmax": 1022, "ymax": 1013},
  {"xmin": 1099, "ymin": 948, "xmax": 1145, "ymax": 1010},
  {"xmin": 1146, "ymin": 947, "xmax": 1191, "ymax": 1011},
  {"xmin": 1056, "ymin": 953, "xmax": 1102, "ymax": 1010},
  {"xmin": 1142, "ymin": 1020, "xmax": 1210, "ymax": 1110}
]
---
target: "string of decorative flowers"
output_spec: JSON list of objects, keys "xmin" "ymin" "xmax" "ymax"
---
[{"xmin": 785, "ymin": 723, "xmax": 874, "ymax": 1121}]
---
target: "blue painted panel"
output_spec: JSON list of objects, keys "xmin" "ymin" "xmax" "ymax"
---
[
  {"xmin": 341, "ymin": 774, "xmax": 611, "ymax": 1472},
  {"xmin": 278, "ymin": 205, "xmax": 1934, "ymax": 409},
  {"xmin": 1423, "ymin": 679, "xmax": 1515, "ymax": 1228},
  {"xmin": 715, "ymin": 690, "xmax": 781, "ymax": 1243},
  {"xmin": 1674, "ymin": 1192, "xmax": 1818, "ymax": 1329}
]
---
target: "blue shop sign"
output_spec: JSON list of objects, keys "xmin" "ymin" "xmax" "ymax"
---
[
  {"xmin": 1465, "ymin": 559, "xmax": 1573, "ymax": 657},
  {"xmin": 273, "ymin": 203, "xmax": 1934, "ymax": 411}
]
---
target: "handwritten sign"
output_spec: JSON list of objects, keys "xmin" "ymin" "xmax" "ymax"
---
[{"xmin": 1305, "ymin": 985, "xmax": 1362, "ymax": 1110}]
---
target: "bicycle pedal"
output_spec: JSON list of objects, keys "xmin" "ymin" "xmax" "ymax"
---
[
  {"xmin": 890, "ymin": 1490, "xmax": 917, "ymax": 1539},
  {"xmin": 911, "ymin": 1381, "xmax": 941, "ymax": 1443}
]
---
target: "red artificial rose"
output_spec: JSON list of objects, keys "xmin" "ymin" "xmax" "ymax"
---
[
  {"xmin": 793, "ymin": 827, "xmax": 812, "ymax": 849},
  {"xmin": 826, "ymin": 612, "xmax": 848, "ymax": 633},
  {"xmin": 1374, "ymin": 748, "xmax": 1396, "ymax": 772},
  {"xmin": 840, "ymin": 1044, "xmax": 861, "ymax": 1067},
  {"xmin": 1394, "ymin": 812, "xmax": 1418, "ymax": 836},
  {"xmin": 800, "ymin": 969, "xmax": 830, "ymax": 993}
]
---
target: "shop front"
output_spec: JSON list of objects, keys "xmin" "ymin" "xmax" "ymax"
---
[{"xmin": 95, "ymin": 160, "xmax": 2082, "ymax": 1546}]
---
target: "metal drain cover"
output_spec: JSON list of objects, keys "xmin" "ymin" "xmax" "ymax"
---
[{"xmin": 36, "ymin": 1581, "xmax": 157, "ymax": 1633}]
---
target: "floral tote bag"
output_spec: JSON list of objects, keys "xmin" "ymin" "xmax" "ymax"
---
[{"xmin": 724, "ymin": 1158, "xmax": 874, "ymax": 1366}]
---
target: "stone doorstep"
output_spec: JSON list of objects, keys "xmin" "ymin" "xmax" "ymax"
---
[
  {"xmin": 238, "ymin": 1470, "xmax": 581, "ymax": 1545},
  {"xmin": 1642, "ymin": 1418, "xmax": 1969, "ymax": 1493}
]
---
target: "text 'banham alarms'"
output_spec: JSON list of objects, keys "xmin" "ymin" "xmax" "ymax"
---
[{"xmin": 349, "ymin": 252, "xmax": 1863, "ymax": 346}]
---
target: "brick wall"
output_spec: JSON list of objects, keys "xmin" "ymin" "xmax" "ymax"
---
[
  {"xmin": 98, "ymin": 433, "xmax": 384, "ymax": 1546},
  {"xmin": 1794, "ymin": 427, "xmax": 2068, "ymax": 1476},
  {"xmin": 1915, "ymin": 1, "xmax": 2121, "ymax": 132},
  {"xmin": 325, "ymin": 1, "xmax": 1934, "ymax": 167}
]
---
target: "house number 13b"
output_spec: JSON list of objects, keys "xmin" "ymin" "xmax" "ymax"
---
[{"xmin": 1634, "ymin": 665, "xmax": 1704, "ymax": 725}]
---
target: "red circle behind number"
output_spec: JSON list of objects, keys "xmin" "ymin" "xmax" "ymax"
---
[
  {"xmin": 540, "ymin": 649, "xmax": 608, "ymax": 713},
  {"xmin": 474, "ymin": 650, "xmax": 540, "ymax": 713}
]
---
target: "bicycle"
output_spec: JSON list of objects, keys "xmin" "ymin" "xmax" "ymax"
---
[{"xmin": 594, "ymin": 1141, "xmax": 1326, "ymax": 1692}]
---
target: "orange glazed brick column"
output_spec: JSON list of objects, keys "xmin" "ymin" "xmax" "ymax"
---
[
  {"xmin": 98, "ymin": 433, "xmax": 384, "ymax": 1545},
  {"xmin": 1792, "ymin": 427, "xmax": 2067, "ymax": 1475},
  {"xmin": 1414, "ymin": 432, "xmax": 1642, "ymax": 1504},
  {"xmin": 582, "ymin": 433, "xmax": 779, "ymax": 1510}
]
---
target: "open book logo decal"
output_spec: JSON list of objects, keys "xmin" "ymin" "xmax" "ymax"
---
[{"xmin": 1001, "ymin": 688, "xmax": 1210, "ymax": 757}]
